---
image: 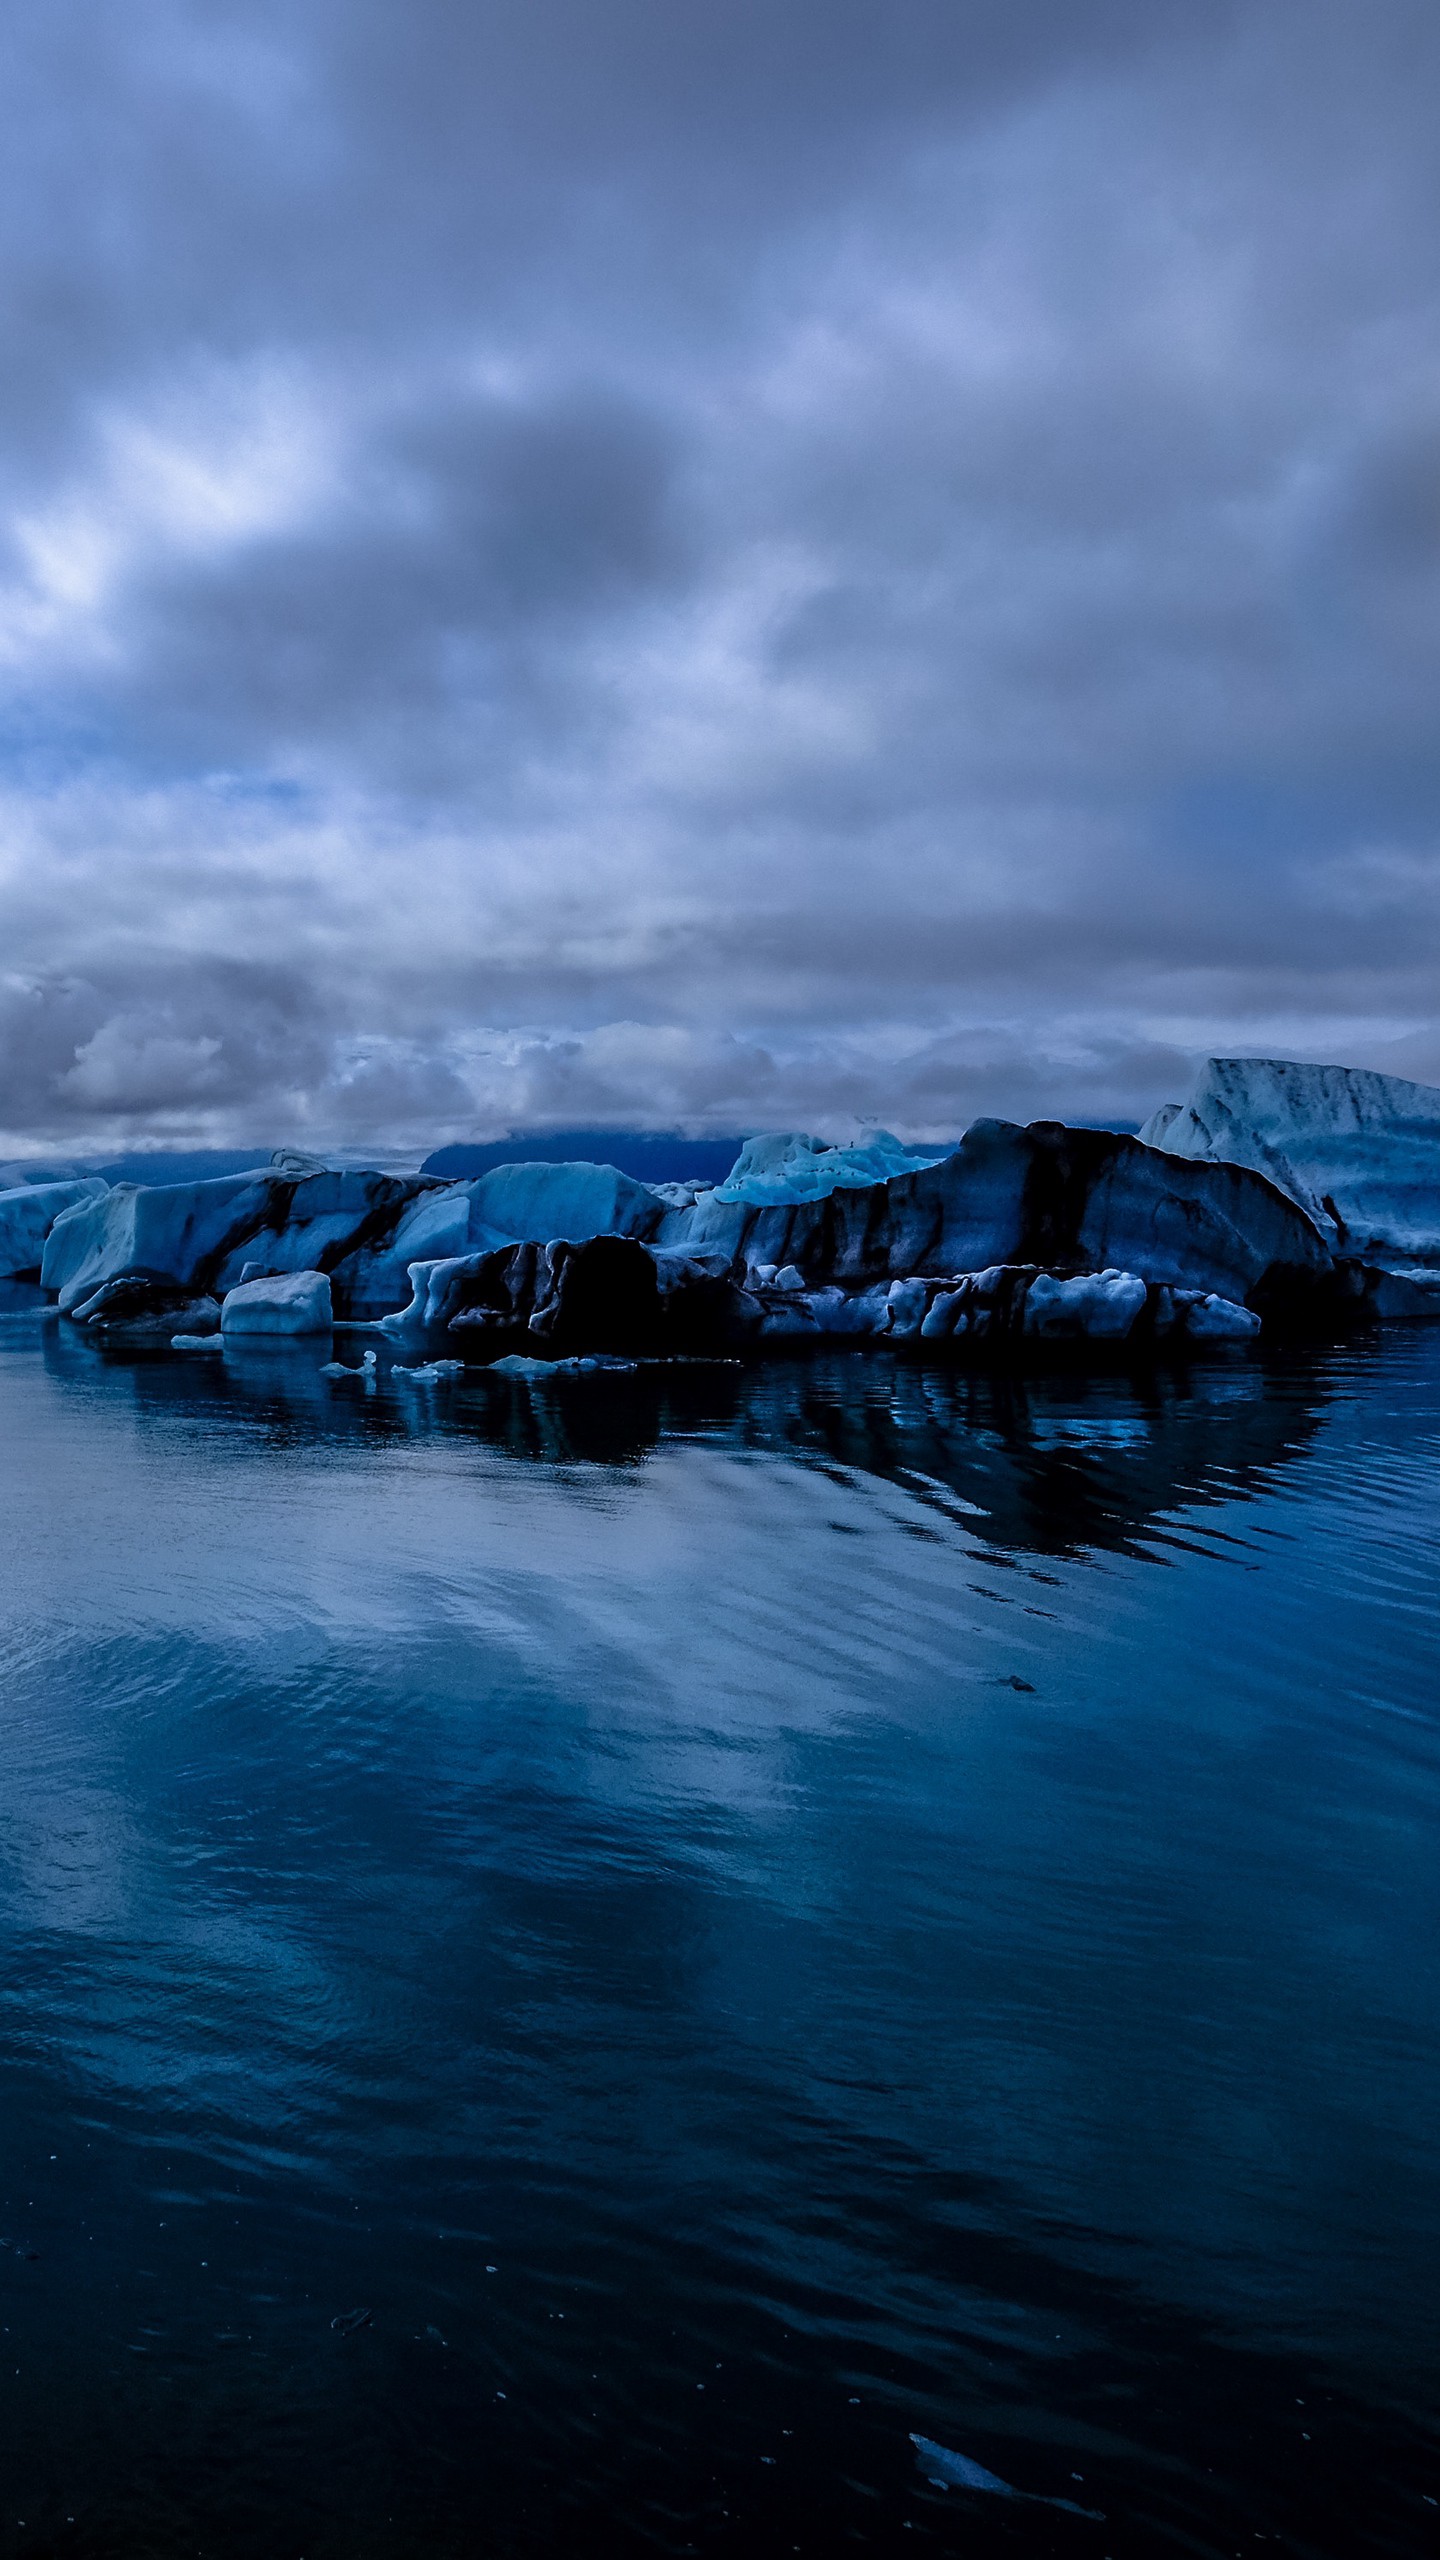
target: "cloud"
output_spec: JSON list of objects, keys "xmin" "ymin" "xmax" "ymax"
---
[
  {"xmin": 0, "ymin": 959, "xmax": 335, "ymax": 1149},
  {"xmin": 0, "ymin": 0, "xmax": 1437, "ymax": 1152}
]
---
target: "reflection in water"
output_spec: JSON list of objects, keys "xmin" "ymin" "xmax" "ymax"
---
[
  {"xmin": 41, "ymin": 1316, "xmax": 1335, "ymax": 1559},
  {"xmin": 0, "ymin": 1319, "xmax": 1435, "ymax": 2559}
]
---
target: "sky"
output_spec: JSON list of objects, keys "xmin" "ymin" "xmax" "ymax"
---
[{"xmin": 1, "ymin": 0, "xmax": 1438, "ymax": 1157}]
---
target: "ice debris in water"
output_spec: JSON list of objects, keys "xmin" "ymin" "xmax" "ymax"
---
[
  {"xmin": 172, "ymin": 1333, "xmax": 224, "ymax": 1351},
  {"xmin": 392, "ymin": 1359, "xmax": 466, "ymax": 1382},
  {"xmin": 909, "ymin": 2434, "xmax": 1104, "ymax": 2519},
  {"xmin": 321, "ymin": 1349, "xmax": 378, "ymax": 1380},
  {"xmin": 484, "ymin": 1352, "xmax": 639, "ymax": 1377}
]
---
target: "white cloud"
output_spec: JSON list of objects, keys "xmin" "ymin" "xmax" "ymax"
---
[{"xmin": 0, "ymin": 0, "xmax": 1436, "ymax": 1150}]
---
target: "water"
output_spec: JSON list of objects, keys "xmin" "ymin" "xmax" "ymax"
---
[{"xmin": 0, "ymin": 1310, "xmax": 1436, "ymax": 2558}]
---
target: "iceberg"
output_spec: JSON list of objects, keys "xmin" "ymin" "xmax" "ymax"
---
[
  {"xmin": 221, "ymin": 1270, "xmax": 333, "ymax": 1335},
  {"xmin": 666, "ymin": 1116, "xmax": 1329, "ymax": 1308},
  {"xmin": 0, "ymin": 1176, "xmax": 109, "ymax": 1279},
  {"xmin": 323, "ymin": 1161, "xmax": 666, "ymax": 1315},
  {"xmin": 31, "ymin": 1107, "xmax": 1350, "ymax": 1362},
  {"xmin": 41, "ymin": 1166, "xmax": 450, "ymax": 1314},
  {"xmin": 1140, "ymin": 1057, "xmax": 1440, "ymax": 1289}
]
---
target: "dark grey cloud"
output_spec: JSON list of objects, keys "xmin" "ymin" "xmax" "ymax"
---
[{"xmin": 0, "ymin": 0, "xmax": 1437, "ymax": 1154}]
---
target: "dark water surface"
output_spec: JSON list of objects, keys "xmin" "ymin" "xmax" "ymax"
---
[{"xmin": 0, "ymin": 1314, "xmax": 1436, "ymax": 2559}]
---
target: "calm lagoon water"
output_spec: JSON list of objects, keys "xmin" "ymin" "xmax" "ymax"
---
[{"xmin": 0, "ymin": 1311, "xmax": 1436, "ymax": 2558}]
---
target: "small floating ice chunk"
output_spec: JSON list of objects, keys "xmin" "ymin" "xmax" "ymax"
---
[
  {"xmin": 920, "ymin": 1287, "xmax": 965, "ymax": 1340},
  {"xmin": 321, "ymin": 1353, "xmax": 379, "ymax": 1379},
  {"xmin": 884, "ymin": 1277, "xmax": 931, "ymax": 1338},
  {"xmin": 909, "ymin": 2433, "xmax": 1104, "ymax": 2519},
  {"xmin": 172, "ymin": 1333, "xmax": 224, "ymax": 1351},
  {"xmin": 805, "ymin": 1285, "xmax": 890, "ymax": 1337},
  {"xmin": 221, "ymin": 1269, "xmax": 333, "ymax": 1336},
  {"xmin": 910, "ymin": 2435, "xmax": 1018, "ymax": 2496},
  {"xmin": 1024, "ymin": 1269, "xmax": 1148, "ymax": 1340},
  {"xmin": 1179, "ymin": 1290, "xmax": 1260, "ymax": 1341}
]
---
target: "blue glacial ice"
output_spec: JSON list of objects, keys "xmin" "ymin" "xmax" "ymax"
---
[
  {"xmin": 31, "ymin": 1066, "xmax": 1432, "ymax": 1357},
  {"xmin": 221, "ymin": 1270, "xmax": 334, "ymax": 1336},
  {"xmin": 1141, "ymin": 1055, "xmax": 1440, "ymax": 1293},
  {"xmin": 0, "ymin": 1176, "xmax": 109, "ymax": 1279},
  {"xmin": 705, "ymin": 1130, "xmax": 951, "ymax": 1206}
]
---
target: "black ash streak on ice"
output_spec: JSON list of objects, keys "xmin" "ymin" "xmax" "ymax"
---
[{"xmin": 0, "ymin": 2, "xmax": 1438, "ymax": 1154}]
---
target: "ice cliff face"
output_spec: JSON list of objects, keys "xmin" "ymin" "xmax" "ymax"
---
[{"xmin": 1140, "ymin": 1058, "xmax": 1440, "ymax": 1284}]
